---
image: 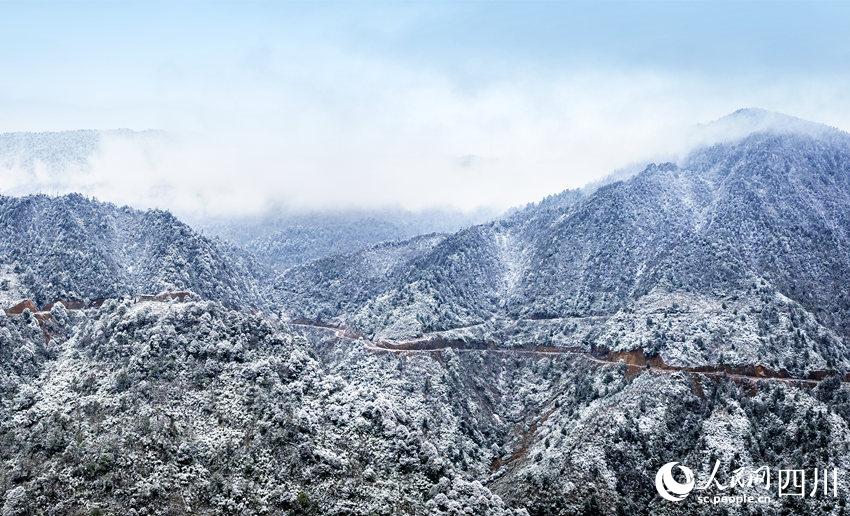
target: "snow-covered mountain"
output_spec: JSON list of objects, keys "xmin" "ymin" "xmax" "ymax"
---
[
  {"xmin": 4, "ymin": 295, "xmax": 848, "ymax": 514},
  {"xmin": 0, "ymin": 130, "xmax": 100, "ymax": 172},
  {"xmin": 0, "ymin": 193, "xmax": 270, "ymax": 308},
  {"xmin": 0, "ymin": 129, "xmax": 496, "ymax": 273},
  {"xmin": 2, "ymin": 299, "xmax": 541, "ymax": 514},
  {"xmin": 277, "ymin": 110, "xmax": 850, "ymax": 375},
  {"xmin": 4, "ymin": 109, "xmax": 850, "ymax": 515},
  {"xmin": 0, "ymin": 129, "xmax": 169, "ymax": 197},
  {"xmin": 197, "ymin": 207, "xmax": 497, "ymax": 272}
]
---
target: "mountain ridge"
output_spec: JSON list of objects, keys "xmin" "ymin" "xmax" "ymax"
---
[
  {"xmin": 276, "ymin": 111, "xmax": 850, "ymax": 376},
  {"xmin": 0, "ymin": 192, "xmax": 271, "ymax": 309},
  {"xmin": 4, "ymin": 110, "xmax": 850, "ymax": 515}
]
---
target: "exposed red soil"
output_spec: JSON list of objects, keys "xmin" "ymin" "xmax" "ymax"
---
[
  {"xmin": 599, "ymin": 348, "xmax": 834, "ymax": 386},
  {"xmin": 4, "ymin": 292, "xmax": 195, "ymax": 334},
  {"xmin": 5, "ymin": 299, "xmax": 38, "ymax": 315},
  {"xmin": 362, "ymin": 330, "xmax": 847, "ymax": 387},
  {"xmin": 137, "ymin": 291, "xmax": 194, "ymax": 303}
]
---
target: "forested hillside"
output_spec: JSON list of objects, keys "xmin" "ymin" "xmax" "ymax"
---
[
  {"xmin": 0, "ymin": 194, "xmax": 270, "ymax": 308},
  {"xmin": 277, "ymin": 111, "xmax": 850, "ymax": 376}
]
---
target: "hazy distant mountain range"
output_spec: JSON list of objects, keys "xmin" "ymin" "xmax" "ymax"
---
[
  {"xmin": 197, "ymin": 207, "xmax": 498, "ymax": 272},
  {"xmin": 0, "ymin": 129, "xmax": 167, "ymax": 172},
  {"xmin": 0, "ymin": 128, "xmax": 497, "ymax": 271}
]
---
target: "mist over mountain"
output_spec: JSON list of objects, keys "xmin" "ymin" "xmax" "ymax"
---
[
  {"xmin": 0, "ymin": 129, "xmax": 169, "ymax": 193},
  {"xmin": 0, "ymin": 129, "xmax": 500, "ymax": 272},
  {"xmin": 3, "ymin": 110, "xmax": 850, "ymax": 515},
  {"xmin": 278, "ymin": 110, "xmax": 850, "ymax": 375},
  {"xmin": 7, "ymin": 0, "xmax": 850, "ymax": 512},
  {"xmin": 197, "ymin": 207, "xmax": 497, "ymax": 272},
  {"xmin": 0, "ymin": 130, "xmax": 100, "ymax": 172}
]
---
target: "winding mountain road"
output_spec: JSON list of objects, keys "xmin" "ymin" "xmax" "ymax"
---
[
  {"xmin": 290, "ymin": 322, "xmax": 842, "ymax": 387},
  {"xmin": 3, "ymin": 296, "xmax": 839, "ymax": 389}
]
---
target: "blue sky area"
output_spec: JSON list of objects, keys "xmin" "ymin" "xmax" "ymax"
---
[{"xmin": 3, "ymin": 1, "xmax": 850, "ymax": 130}]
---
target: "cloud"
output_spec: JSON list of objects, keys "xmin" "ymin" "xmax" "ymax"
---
[{"xmin": 3, "ymin": 39, "xmax": 850, "ymax": 217}]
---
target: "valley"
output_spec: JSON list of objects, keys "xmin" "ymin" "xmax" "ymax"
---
[{"xmin": 2, "ymin": 110, "xmax": 850, "ymax": 515}]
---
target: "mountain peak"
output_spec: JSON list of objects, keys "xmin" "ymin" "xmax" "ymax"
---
[
  {"xmin": 700, "ymin": 108, "xmax": 839, "ymax": 141},
  {"xmin": 720, "ymin": 107, "xmax": 815, "ymax": 128},
  {"xmin": 725, "ymin": 106, "xmax": 789, "ymax": 119}
]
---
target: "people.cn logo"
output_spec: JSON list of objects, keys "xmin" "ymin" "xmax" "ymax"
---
[
  {"xmin": 655, "ymin": 460, "xmax": 839, "ymax": 505},
  {"xmin": 655, "ymin": 462, "xmax": 695, "ymax": 502}
]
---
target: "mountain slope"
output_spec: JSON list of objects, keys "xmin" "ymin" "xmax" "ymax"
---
[
  {"xmin": 4, "ymin": 299, "xmax": 850, "ymax": 515},
  {"xmin": 277, "ymin": 110, "xmax": 850, "ymax": 375},
  {"xmin": 5, "ymin": 110, "xmax": 850, "ymax": 515},
  {"xmin": 0, "ymin": 300, "xmax": 533, "ymax": 515},
  {"xmin": 0, "ymin": 194, "xmax": 270, "ymax": 308}
]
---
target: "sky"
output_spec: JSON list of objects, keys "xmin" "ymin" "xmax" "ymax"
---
[{"xmin": 2, "ymin": 1, "xmax": 850, "ymax": 216}]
